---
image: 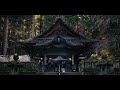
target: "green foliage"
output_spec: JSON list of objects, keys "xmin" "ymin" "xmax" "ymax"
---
[{"xmin": 44, "ymin": 15, "xmax": 57, "ymax": 30}]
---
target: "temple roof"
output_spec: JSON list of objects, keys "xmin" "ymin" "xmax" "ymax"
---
[
  {"xmin": 20, "ymin": 17, "xmax": 98, "ymax": 48},
  {"xmin": 34, "ymin": 17, "xmax": 81, "ymax": 38},
  {"xmin": 34, "ymin": 35, "xmax": 96, "ymax": 47},
  {"xmin": 0, "ymin": 55, "xmax": 30, "ymax": 62}
]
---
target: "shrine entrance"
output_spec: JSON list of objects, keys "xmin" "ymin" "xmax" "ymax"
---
[
  {"xmin": 20, "ymin": 17, "xmax": 97, "ymax": 74},
  {"xmin": 45, "ymin": 55, "xmax": 71, "ymax": 72}
]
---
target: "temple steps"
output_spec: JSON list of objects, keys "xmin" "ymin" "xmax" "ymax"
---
[{"xmin": 38, "ymin": 72, "xmax": 82, "ymax": 75}]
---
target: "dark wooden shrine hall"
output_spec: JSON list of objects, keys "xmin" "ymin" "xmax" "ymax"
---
[{"xmin": 19, "ymin": 16, "xmax": 97, "ymax": 72}]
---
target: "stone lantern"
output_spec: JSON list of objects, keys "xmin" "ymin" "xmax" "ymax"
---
[
  {"xmin": 96, "ymin": 54, "xmax": 113, "ymax": 75},
  {"xmin": 7, "ymin": 53, "xmax": 23, "ymax": 75},
  {"xmin": 13, "ymin": 53, "xmax": 19, "ymax": 62},
  {"xmin": 77, "ymin": 54, "xmax": 86, "ymax": 72}
]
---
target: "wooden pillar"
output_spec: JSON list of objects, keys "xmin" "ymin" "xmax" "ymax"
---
[
  {"xmin": 44, "ymin": 55, "xmax": 47, "ymax": 65},
  {"xmin": 72, "ymin": 55, "xmax": 74, "ymax": 65}
]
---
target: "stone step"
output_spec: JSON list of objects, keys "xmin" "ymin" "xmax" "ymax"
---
[{"xmin": 38, "ymin": 72, "xmax": 81, "ymax": 75}]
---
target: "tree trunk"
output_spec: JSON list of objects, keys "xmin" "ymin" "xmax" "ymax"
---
[
  {"xmin": 32, "ymin": 15, "xmax": 35, "ymax": 38},
  {"xmin": 42, "ymin": 15, "xmax": 45, "ymax": 33},
  {"xmin": 3, "ymin": 16, "xmax": 9, "ymax": 55},
  {"xmin": 79, "ymin": 18, "xmax": 85, "ymax": 36},
  {"xmin": 39, "ymin": 15, "xmax": 43, "ymax": 34}
]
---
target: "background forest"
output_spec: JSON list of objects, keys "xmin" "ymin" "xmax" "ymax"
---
[{"xmin": 0, "ymin": 15, "xmax": 120, "ymax": 61}]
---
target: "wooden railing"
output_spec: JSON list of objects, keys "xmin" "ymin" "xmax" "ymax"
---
[
  {"xmin": 0, "ymin": 60, "xmax": 120, "ymax": 75},
  {"xmin": 78, "ymin": 60, "xmax": 120, "ymax": 75},
  {"xmin": 0, "ymin": 62, "xmax": 37, "ymax": 75}
]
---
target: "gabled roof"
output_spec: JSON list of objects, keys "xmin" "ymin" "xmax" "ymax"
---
[
  {"xmin": 33, "ymin": 17, "xmax": 86, "ymax": 38},
  {"xmin": 20, "ymin": 17, "xmax": 98, "ymax": 48}
]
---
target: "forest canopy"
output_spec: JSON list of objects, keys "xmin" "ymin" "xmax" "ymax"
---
[{"xmin": 0, "ymin": 15, "xmax": 120, "ymax": 61}]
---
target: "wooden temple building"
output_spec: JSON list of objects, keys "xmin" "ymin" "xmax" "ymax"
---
[{"xmin": 20, "ymin": 17, "xmax": 97, "ymax": 72}]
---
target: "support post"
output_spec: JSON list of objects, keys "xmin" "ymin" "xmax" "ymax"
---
[
  {"xmin": 44, "ymin": 55, "xmax": 47, "ymax": 65},
  {"xmin": 72, "ymin": 55, "xmax": 74, "ymax": 65}
]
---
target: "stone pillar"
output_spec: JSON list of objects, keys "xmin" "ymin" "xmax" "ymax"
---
[
  {"xmin": 72, "ymin": 55, "xmax": 74, "ymax": 65},
  {"xmin": 44, "ymin": 55, "xmax": 47, "ymax": 65}
]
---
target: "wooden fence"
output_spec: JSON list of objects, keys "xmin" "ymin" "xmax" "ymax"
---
[{"xmin": 0, "ymin": 60, "xmax": 120, "ymax": 75}]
